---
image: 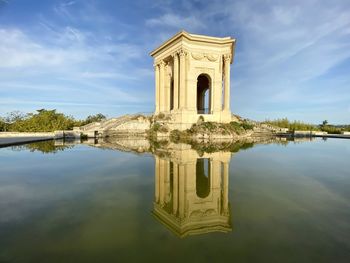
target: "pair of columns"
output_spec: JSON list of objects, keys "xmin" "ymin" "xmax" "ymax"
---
[{"xmin": 154, "ymin": 49, "xmax": 187, "ymax": 113}]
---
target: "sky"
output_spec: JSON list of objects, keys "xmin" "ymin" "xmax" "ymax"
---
[{"xmin": 0, "ymin": 0, "xmax": 349, "ymax": 124}]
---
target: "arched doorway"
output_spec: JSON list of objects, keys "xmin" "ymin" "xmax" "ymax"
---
[
  {"xmin": 196, "ymin": 158, "xmax": 211, "ymax": 198},
  {"xmin": 197, "ymin": 74, "xmax": 211, "ymax": 114}
]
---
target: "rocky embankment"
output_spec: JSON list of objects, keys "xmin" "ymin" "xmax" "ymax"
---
[{"xmin": 78, "ymin": 113, "xmax": 279, "ymax": 141}]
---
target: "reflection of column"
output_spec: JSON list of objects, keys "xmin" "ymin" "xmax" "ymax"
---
[
  {"xmin": 159, "ymin": 61, "xmax": 165, "ymax": 112},
  {"xmin": 155, "ymin": 156, "xmax": 159, "ymax": 202},
  {"xmin": 212, "ymin": 160, "xmax": 221, "ymax": 188},
  {"xmin": 159, "ymin": 159, "xmax": 165, "ymax": 206},
  {"xmin": 179, "ymin": 49, "xmax": 186, "ymax": 109},
  {"xmin": 173, "ymin": 163, "xmax": 178, "ymax": 214},
  {"xmin": 224, "ymin": 54, "xmax": 231, "ymax": 111},
  {"xmin": 173, "ymin": 53, "xmax": 179, "ymax": 110},
  {"xmin": 179, "ymin": 164, "xmax": 185, "ymax": 218},
  {"xmin": 154, "ymin": 64, "xmax": 160, "ymax": 113},
  {"xmin": 165, "ymin": 160, "xmax": 170, "ymax": 203},
  {"xmin": 223, "ymin": 162, "xmax": 229, "ymax": 213}
]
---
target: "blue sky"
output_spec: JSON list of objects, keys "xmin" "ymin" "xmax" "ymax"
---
[{"xmin": 0, "ymin": 0, "xmax": 349, "ymax": 123}]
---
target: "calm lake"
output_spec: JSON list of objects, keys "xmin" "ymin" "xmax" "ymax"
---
[{"xmin": 0, "ymin": 138, "xmax": 349, "ymax": 262}]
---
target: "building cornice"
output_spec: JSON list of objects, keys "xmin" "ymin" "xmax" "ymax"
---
[{"xmin": 150, "ymin": 30, "xmax": 235, "ymax": 62}]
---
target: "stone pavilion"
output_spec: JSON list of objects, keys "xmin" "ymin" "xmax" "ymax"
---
[{"xmin": 150, "ymin": 31, "xmax": 236, "ymax": 130}]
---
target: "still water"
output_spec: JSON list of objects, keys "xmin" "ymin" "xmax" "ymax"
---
[{"xmin": 0, "ymin": 138, "xmax": 349, "ymax": 262}]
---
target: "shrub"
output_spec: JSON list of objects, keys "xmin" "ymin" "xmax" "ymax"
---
[
  {"xmin": 157, "ymin": 113, "xmax": 165, "ymax": 120},
  {"xmin": 264, "ymin": 118, "xmax": 318, "ymax": 131},
  {"xmin": 158, "ymin": 125, "xmax": 169, "ymax": 133}
]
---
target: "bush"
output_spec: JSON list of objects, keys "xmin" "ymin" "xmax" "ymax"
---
[
  {"xmin": 0, "ymin": 118, "xmax": 5, "ymax": 131},
  {"xmin": 264, "ymin": 118, "xmax": 318, "ymax": 131},
  {"xmin": 159, "ymin": 126, "xmax": 168, "ymax": 133},
  {"xmin": 3, "ymin": 109, "xmax": 76, "ymax": 132},
  {"xmin": 320, "ymin": 125, "xmax": 342, "ymax": 134},
  {"xmin": 81, "ymin": 113, "xmax": 106, "ymax": 125},
  {"xmin": 241, "ymin": 121, "xmax": 254, "ymax": 130},
  {"xmin": 152, "ymin": 123, "xmax": 161, "ymax": 132}
]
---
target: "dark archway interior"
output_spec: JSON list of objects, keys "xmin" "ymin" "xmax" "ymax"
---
[
  {"xmin": 196, "ymin": 158, "xmax": 211, "ymax": 198},
  {"xmin": 197, "ymin": 74, "xmax": 211, "ymax": 114}
]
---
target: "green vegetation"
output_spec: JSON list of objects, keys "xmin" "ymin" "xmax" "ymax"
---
[
  {"xmin": 0, "ymin": 109, "xmax": 106, "ymax": 132},
  {"xmin": 169, "ymin": 121, "xmax": 254, "ymax": 143},
  {"xmin": 188, "ymin": 121, "xmax": 254, "ymax": 136},
  {"xmin": 319, "ymin": 120, "xmax": 343, "ymax": 134},
  {"xmin": 0, "ymin": 117, "xmax": 5, "ymax": 131},
  {"xmin": 264, "ymin": 118, "xmax": 350, "ymax": 134},
  {"xmin": 80, "ymin": 113, "xmax": 106, "ymax": 125},
  {"xmin": 264, "ymin": 118, "xmax": 317, "ymax": 131}
]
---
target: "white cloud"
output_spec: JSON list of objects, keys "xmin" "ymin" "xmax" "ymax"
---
[
  {"xmin": 0, "ymin": 28, "xmax": 90, "ymax": 68},
  {"xmin": 146, "ymin": 13, "xmax": 204, "ymax": 31}
]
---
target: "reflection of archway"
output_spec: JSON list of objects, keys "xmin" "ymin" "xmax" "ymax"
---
[
  {"xmin": 197, "ymin": 74, "xmax": 211, "ymax": 114},
  {"xmin": 196, "ymin": 158, "xmax": 210, "ymax": 198},
  {"xmin": 153, "ymin": 152, "xmax": 231, "ymax": 238}
]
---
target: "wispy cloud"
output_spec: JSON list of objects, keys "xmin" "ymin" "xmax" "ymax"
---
[
  {"xmin": 0, "ymin": 22, "xmax": 152, "ymax": 117},
  {"xmin": 146, "ymin": 13, "xmax": 204, "ymax": 31},
  {"xmin": 0, "ymin": 28, "xmax": 90, "ymax": 68}
]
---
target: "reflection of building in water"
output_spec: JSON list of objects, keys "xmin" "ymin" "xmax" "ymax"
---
[{"xmin": 153, "ymin": 144, "xmax": 232, "ymax": 237}]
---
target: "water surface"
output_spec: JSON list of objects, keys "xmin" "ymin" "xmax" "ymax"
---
[{"xmin": 0, "ymin": 138, "xmax": 349, "ymax": 262}]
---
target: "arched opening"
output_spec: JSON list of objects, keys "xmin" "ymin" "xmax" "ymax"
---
[
  {"xmin": 197, "ymin": 74, "xmax": 211, "ymax": 114},
  {"xmin": 196, "ymin": 158, "xmax": 211, "ymax": 198}
]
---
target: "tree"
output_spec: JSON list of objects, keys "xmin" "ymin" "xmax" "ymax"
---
[
  {"xmin": 7, "ymin": 109, "xmax": 77, "ymax": 132},
  {"xmin": 5, "ymin": 111, "xmax": 26, "ymax": 123},
  {"xmin": 82, "ymin": 113, "xmax": 106, "ymax": 125},
  {"xmin": 322, "ymin": 120, "xmax": 328, "ymax": 127},
  {"xmin": 0, "ymin": 117, "xmax": 5, "ymax": 131}
]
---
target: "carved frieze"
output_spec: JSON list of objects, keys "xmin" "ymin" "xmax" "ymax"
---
[{"xmin": 191, "ymin": 52, "xmax": 219, "ymax": 62}]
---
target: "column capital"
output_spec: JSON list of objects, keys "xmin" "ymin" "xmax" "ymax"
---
[
  {"xmin": 159, "ymin": 60, "xmax": 166, "ymax": 67},
  {"xmin": 178, "ymin": 48, "xmax": 187, "ymax": 57},
  {"xmin": 223, "ymin": 54, "xmax": 231, "ymax": 62}
]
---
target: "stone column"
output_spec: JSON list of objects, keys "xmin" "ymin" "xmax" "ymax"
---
[
  {"xmin": 154, "ymin": 64, "xmax": 160, "ymax": 113},
  {"xmin": 159, "ymin": 61, "xmax": 165, "ymax": 112},
  {"xmin": 224, "ymin": 54, "xmax": 231, "ymax": 111},
  {"xmin": 165, "ymin": 63, "xmax": 171, "ymax": 112},
  {"xmin": 173, "ymin": 53, "xmax": 179, "ymax": 110},
  {"xmin": 179, "ymin": 49, "xmax": 186, "ymax": 109},
  {"xmin": 223, "ymin": 162, "xmax": 229, "ymax": 213}
]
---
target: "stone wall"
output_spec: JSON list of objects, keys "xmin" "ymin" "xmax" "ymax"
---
[
  {"xmin": 0, "ymin": 132, "xmax": 55, "ymax": 138},
  {"xmin": 110, "ymin": 119, "xmax": 150, "ymax": 132}
]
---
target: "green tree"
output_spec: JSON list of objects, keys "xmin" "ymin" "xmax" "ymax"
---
[
  {"xmin": 8, "ymin": 109, "xmax": 77, "ymax": 132},
  {"xmin": 0, "ymin": 117, "xmax": 5, "ymax": 131},
  {"xmin": 82, "ymin": 113, "xmax": 106, "ymax": 125}
]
